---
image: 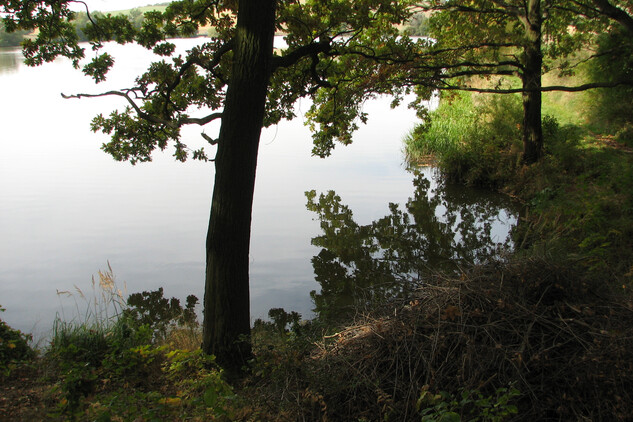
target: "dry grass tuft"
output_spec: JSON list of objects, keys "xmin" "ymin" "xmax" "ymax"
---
[
  {"xmin": 160, "ymin": 327, "xmax": 202, "ymax": 351},
  {"xmin": 55, "ymin": 261, "xmax": 127, "ymax": 329}
]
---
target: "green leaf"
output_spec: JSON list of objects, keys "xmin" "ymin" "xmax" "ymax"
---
[
  {"xmin": 203, "ymin": 387, "xmax": 218, "ymax": 408},
  {"xmin": 439, "ymin": 412, "xmax": 461, "ymax": 422}
]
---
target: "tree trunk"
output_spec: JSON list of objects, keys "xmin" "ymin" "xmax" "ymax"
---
[
  {"xmin": 521, "ymin": 0, "xmax": 544, "ymax": 165},
  {"xmin": 202, "ymin": 0, "xmax": 276, "ymax": 371}
]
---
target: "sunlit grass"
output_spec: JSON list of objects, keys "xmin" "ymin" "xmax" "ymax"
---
[
  {"xmin": 159, "ymin": 326, "xmax": 202, "ymax": 350},
  {"xmin": 542, "ymin": 70, "xmax": 592, "ymax": 127},
  {"xmin": 403, "ymin": 91, "xmax": 477, "ymax": 160}
]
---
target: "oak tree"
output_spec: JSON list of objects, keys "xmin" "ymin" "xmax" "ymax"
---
[
  {"xmin": 1, "ymin": 0, "xmax": 432, "ymax": 370},
  {"xmin": 408, "ymin": 0, "xmax": 633, "ymax": 163}
]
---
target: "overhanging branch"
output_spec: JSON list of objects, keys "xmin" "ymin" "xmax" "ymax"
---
[
  {"xmin": 61, "ymin": 90, "xmax": 223, "ymax": 127},
  {"xmin": 431, "ymin": 80, "xmax": 633, "ymax": 93},
  {"xmin": 589, "ymin": 0, "xmax": 633, "ymax": 33},
  {"xmin": 61, "ymin": 90, "xmax": 168, "ymax": 124},
  {"xmin": 272, "ymin": 39, "xmax": 332, "ymax": 70},
  {"xmin": 181, "ymin": 112, "xmax": 223, "ymax": 125}
]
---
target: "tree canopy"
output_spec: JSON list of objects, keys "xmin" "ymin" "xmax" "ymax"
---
[{"xmin": 2, "ymin": 0, "xmax": 436, "ymax": 159}]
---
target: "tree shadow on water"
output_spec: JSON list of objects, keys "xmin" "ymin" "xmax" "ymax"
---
[{"xmin": 305, "ymin": 168, "xmax": 520, "ymax": 323}]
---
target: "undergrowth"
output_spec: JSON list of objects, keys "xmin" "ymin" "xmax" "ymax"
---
[
  {"xmin": 3, "ymin": 255, "xmax": 633, "ymax": 420},
  {"xmin": 0, "ymin": 305, "xmax": 35, "ymax": 377},
  {"xmin": 244, "ymin": 256, "xmax": 633, "ymax": 421},
  {"xmin": 0, "ymin": 266, "xmax": 239, "ymax": 421}
]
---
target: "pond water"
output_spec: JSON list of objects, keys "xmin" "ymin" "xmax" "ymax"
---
[{"xmin": 0, "ymin": 39, "xmax": 518, "ymax": 341}]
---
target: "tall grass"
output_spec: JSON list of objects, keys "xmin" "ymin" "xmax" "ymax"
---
[
  {"xmin": 404, "ymin": 91, "xmax": 478, "ymax": 160},
  {"xmin": 48, "ymin": 263, "xmax": 139, "ymax": 366},
  {"xmin": 404, "ymin": 91, "xmax": 524, "ymax": 186},
  {"xmin": 49, "ymin": 263, "xmax": 203, "ymax": 365},
  {"xmin": 29, "ymin": 264, "xmax": 236, "ymax": 421},
  {"xmin": 54, "ymin": 261, "xmax": 126, "ymax": 330}
]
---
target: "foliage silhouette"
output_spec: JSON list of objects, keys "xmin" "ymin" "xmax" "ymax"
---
[{"xmin": 306, "ymin": 169, "xmax": 518, "ymax": 322}]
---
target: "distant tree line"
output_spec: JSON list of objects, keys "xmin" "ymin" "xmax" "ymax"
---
[
  {"xmin": 405, "ymin": 12, "xmax": 430, "ymax": 36},
  {"xmin": 0, "ymin": 22, "xmax": 29, "ymax": 47},
  {"xmin": 0, "ymin": 8, "xmax": 428, "ymax": 49}
]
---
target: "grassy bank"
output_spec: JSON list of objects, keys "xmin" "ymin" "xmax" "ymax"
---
[{"xmin": 404, "ymin": 85, "xmax": 633, "ymax": 287}]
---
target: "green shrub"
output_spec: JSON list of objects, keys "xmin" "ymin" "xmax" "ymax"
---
[
  {"xmin": 542, "ymin": 114, "xmax": 586, "ymax": 171},
  {"xmin": 80, "ymin": 348, "xmax": 235, "ymax": 421},
  {"xmin": 615, "ymin": 123, "xmax": 633, "ymax": 148},
  {"xmin": 417, "ymin": 385, "xmax": 520, "ymax": 422},
  {"xmin": 123, "ymin": 287, "xmax": 199, "ymax": 340},
  {"xmin": 586, "ymin": 29, "xmax": 633, "ymax": 133},
  {"xmin": 0, "ymin": 305, "xmax": 35, "ymax": 374}
]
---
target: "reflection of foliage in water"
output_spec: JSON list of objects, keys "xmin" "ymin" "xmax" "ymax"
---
[{"xmin": 306, "ymin": 169, "xmax": 518, "ymax": 322}]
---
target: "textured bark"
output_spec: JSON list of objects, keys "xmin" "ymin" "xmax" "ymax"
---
[
  {"xmin": 202, "ymin": 0, "xmax": 276, "ymax": 371},
  {"xmin": 591, "ymin": 0, "xmax": 633, "ymax": 34},
  {"xmin": 520, "ymin": 0, "xmax": 544, "ymax": 164}
]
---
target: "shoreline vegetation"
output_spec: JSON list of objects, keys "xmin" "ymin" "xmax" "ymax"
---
[
  {"xmin": 2, "ymin": 82, "xmax": 633, "ymax": 419},
  {"xmin": 2, "ymin": 246, "xmax": 633, "ymax": 420},
  {"xmin": 2, "ymin": 8, "xmax": 633, "ymax": 422}
]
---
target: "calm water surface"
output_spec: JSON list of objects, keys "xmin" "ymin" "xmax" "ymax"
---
[{"xmin": 0, "ymin": 39, "xmax": 516, "ymax": 340}]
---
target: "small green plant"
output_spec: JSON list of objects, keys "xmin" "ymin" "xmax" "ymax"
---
[
  {"xmin": 417, "ymin": 385, "xmax": 520, "ymax": 422},
  {"xmin": 0, "ymin": 305, "xmax": 35, "ymax": 375},
  {"xmin": 80, "ymin": 348, "xmax": 236, "ymax": 421},
  {"xmin": 165, "ymin": 349, "xmax": 236, "ymax": 415},
  {"xmin": 103, "ymin": 343, "xmax": 167, "ymax": 381},
  {"xmin": 124, "ymin": 287, "xmax": 199, "ymax": 340},
  {"xmin": 55, "ymin": 362, "xmax": 98, "ymax": 416}
]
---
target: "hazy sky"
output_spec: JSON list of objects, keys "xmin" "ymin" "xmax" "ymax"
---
[{"xmin": 72, "ymin": 1, "xmax": 171, "ymax": 12}]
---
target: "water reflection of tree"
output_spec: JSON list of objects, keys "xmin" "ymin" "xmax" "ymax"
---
[{"xmin": 306, "ymin": 170, "xmax": 517, "ymax": 322}]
